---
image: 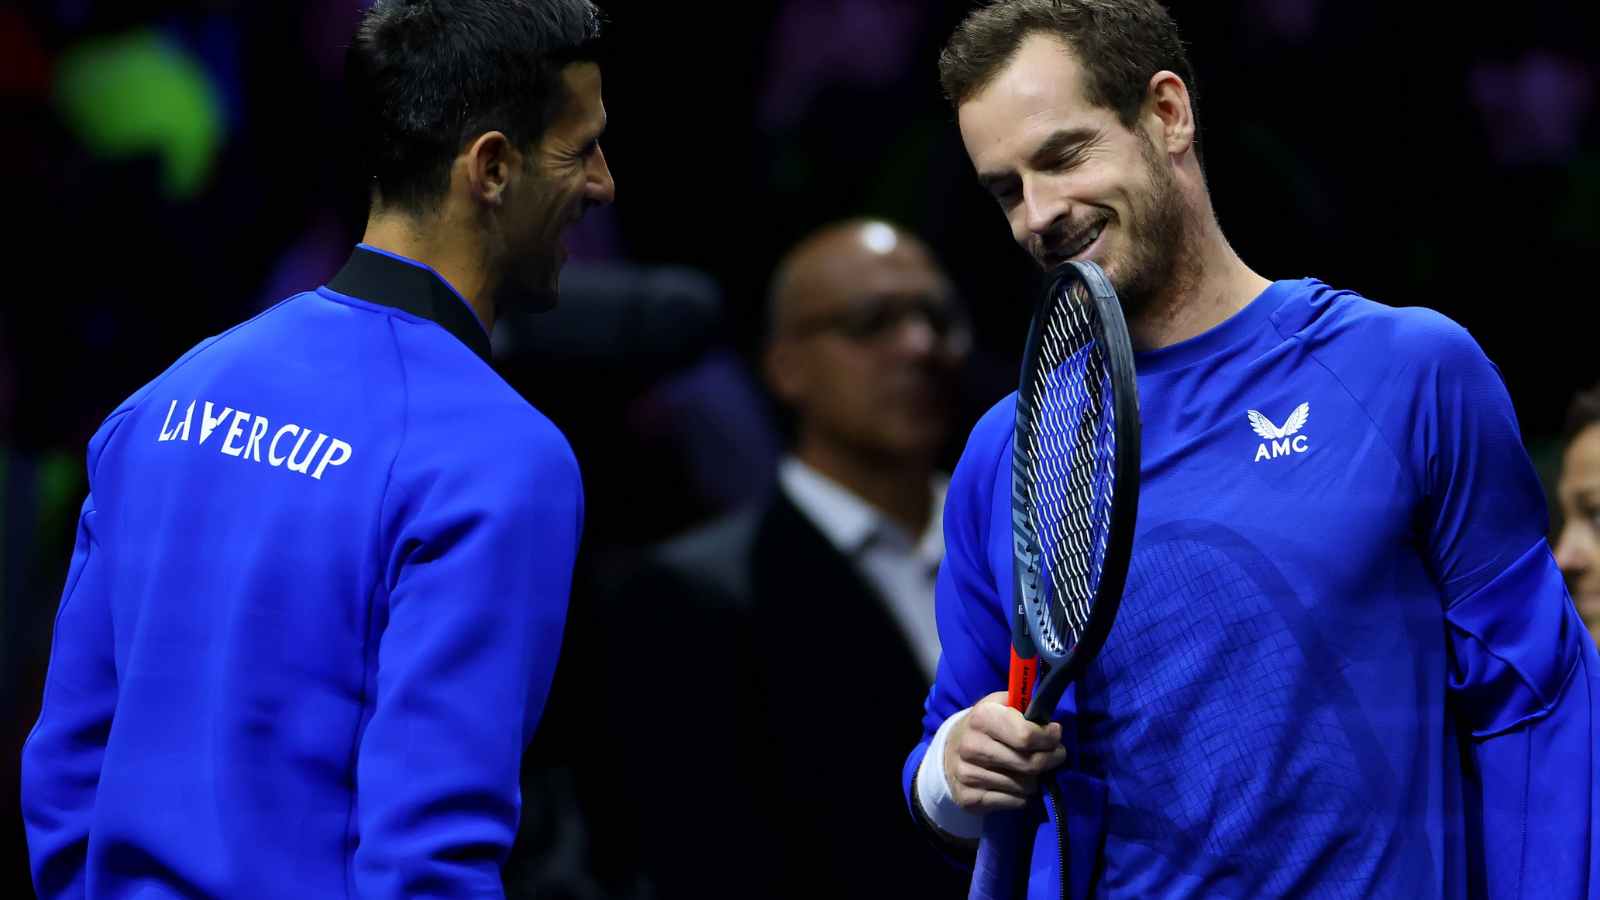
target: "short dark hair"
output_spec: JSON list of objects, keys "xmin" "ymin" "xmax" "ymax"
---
[
  {"xmin": 346, "ymin": 0, "xmax": 602, "ymax": 214},
  {"xmin": 938, "ymin": 0, "xmax": 1198, "ymax": 135},
  {"xmin": 1566, "ymin": 382, "xmax": 1600, "ymax": 445}
]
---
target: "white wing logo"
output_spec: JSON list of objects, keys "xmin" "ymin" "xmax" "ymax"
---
[{"xmin": 1247, "ymin": 402, "xmax": 1310, "ymax": 440}]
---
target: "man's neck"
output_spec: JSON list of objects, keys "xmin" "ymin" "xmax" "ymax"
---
[
  {"xmin": 361, "ymin": 210, "xmax": 498, "ymax": 333},
  {"xmin": 794, "ymin": 438, "xmax": 937, "ymax": 539},
  {"xmin": 1127, "ymin": 214, "xmax": 1272, "ymax": 352}
]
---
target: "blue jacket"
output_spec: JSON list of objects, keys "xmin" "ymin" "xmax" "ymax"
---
[
  {"xmin": 22, "ymin": 245, "xmax": 584, "ymax": 897},
  {"xmin": 908, "ymin": 279, "xmax": 1600, "ymax": 898}
]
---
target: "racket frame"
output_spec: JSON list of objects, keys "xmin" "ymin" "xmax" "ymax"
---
[{"xmin": 1006, "ymin": 259, "xmax": 1142, "ymax": 725}]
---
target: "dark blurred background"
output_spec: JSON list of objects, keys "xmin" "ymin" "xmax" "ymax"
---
[{"xmin": 2, "ymin": 0, "xmax": 1596, "ymax": 894}]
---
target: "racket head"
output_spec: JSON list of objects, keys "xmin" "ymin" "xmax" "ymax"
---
[{"xmin": 1009, "ymin": 260, "xmax": 1141, "ymax": 723}]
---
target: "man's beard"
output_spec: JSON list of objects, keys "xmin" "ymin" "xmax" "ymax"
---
[
  {"xmin": 1105, "ymin": 135, "xmax": 1189, "ymax": 321},
  {"xmin": 499, "ymin": 170, "xmax": 567, "ymax": 314}
]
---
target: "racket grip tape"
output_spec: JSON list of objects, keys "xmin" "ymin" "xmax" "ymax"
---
[{"xmin": 1008, "ymin": 647, "xmax": 1038, "ymax": 713}]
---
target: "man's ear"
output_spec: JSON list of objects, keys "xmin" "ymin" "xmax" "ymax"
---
[
  {"xmin": 1144, "ymin": 70, "xmax": 1195, "ymax": 157},
  {"xmin": 462, "ymin": 130, "xmax": 517, "ymax": 206}
]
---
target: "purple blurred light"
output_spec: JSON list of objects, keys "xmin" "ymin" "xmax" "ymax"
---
[
  {"xmin": 760, "ymin": 0, "xmax": 924, "ymax": 130},
  {"xmin": 1469, "ymin": 51, "xmax": 1594, "ymax": 166}
]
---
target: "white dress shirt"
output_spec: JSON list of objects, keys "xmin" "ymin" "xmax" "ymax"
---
[{"xmin": 777, "ymin": 456, "xmax": 947, "ymax": 681}]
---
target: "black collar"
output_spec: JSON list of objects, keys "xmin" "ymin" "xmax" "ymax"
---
[{"xmin": 325, "ymin": 245, "xmax": 492, "ymax": 362}]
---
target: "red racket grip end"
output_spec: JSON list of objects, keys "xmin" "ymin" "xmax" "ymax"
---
[{"xmin": 1007, "ymin": 647, "xmax": 1038, "ymax": 713}]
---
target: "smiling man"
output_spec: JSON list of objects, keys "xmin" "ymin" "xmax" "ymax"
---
[
  {"xmin": 903, "ymin": 2, "xmax": 1600, "ymax": 898},
  {"xmin": 20, "ymin": 2, "xmax": 613, "ymax": 896}
]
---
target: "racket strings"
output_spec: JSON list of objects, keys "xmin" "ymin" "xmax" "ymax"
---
[{"xmin": 1020, "ymin": 282, "xmax": 1118, "ymax": 656}]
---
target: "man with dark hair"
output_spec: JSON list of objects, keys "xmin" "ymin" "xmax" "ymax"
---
[
  {"xmin": 1556, "ymin": 382, "xmax": 1600, "ymax": 646},
  {"xmin": 904, "ymin": 1, "xmax": 1600, "ymax": 897},
  {"xmin": 20, "ymin": 1, "xmax": 614, "ymax": 896}
]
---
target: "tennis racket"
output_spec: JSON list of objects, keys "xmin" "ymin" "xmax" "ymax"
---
[{"xmin": 968, "ymin": 259, "xmax": 1141, "ymax": 900}]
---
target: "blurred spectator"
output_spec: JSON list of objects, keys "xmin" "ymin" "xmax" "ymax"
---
[
  {"xmin": 1555, "ymin": 382, "xmax": 1600, "ymax": 646},
  {"xmin": 611, "ymin": 219, "xmax": 971, "ymax": 899}
]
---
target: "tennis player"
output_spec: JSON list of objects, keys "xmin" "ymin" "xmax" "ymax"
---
[
  {"xmin": 21, "ymin": 1, "xmax": 612, "ymax": 895},
  {"xmin": 903, "ymin": 2, "xmax": 1600, "ymax": 897},
  {"xmin": 1555, "ymin": 383, "xmax": 1600, "ymax": 646}
]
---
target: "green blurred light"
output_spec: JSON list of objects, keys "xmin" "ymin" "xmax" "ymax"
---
[{"xmin": 52, "ymin": 28, "xmax": 225, "ymax": 201}]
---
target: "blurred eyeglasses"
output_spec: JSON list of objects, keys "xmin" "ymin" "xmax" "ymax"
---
[{"xmin": 785, "ymin": 295, "xmax": 972, "ymax": 354}]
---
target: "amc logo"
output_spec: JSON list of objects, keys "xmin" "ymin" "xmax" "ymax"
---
[
  {"xmin": 1254, "ymin": 434, "xmax": 1309, "ymax": 463},
  {"xmin": 1247, "ymin": 402, "xmax": 1311, "ymax": 464}
]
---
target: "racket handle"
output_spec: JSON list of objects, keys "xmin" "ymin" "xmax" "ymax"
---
[
  {"xmin": 974, "ymin": 649, "xmax": 1041, "ymax": 900},
  {"xmin": 1007, "ymin": 647, "xmax": 1038, "ymax": 713}
]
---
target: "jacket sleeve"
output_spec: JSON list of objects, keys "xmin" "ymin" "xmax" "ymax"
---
[
  {"xmin": 350, "ymin": 420, "xmax": 583, "ymax": 898},
  {"xmin": 903, "ymin": 399, "xmax": 1016, "ymax": 850},
  {"xmin": 1412, "ymin": 319, "xmax": 1600, "ymax": 898},
  {"xmin": 20, "ymin": 414, "xmax": 129, "ymax": 898}
]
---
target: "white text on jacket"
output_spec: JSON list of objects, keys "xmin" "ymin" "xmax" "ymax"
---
[{"xmin": 156, "ymin": 400, "xmax": 353, "ymax": 480}]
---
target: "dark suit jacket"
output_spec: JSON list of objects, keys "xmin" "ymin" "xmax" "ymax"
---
[{"xmin": 613, "ymin": 488, "xmax": 968, "ymax": 899}]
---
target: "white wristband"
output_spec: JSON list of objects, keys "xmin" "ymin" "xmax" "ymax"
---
[{"xmin": 916, "ymin": 707, "xmax": 984, "ymax": 840}]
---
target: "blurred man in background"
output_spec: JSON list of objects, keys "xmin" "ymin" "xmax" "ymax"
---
[
  {"xmin": 20, "ymin": 1, "xmax": 612, "ymax": 896},
  {"xmin": 1555, "ymin": 382, "xmax": 1600, "ymax": 646},
  {"xmin": 615, "ymin": 218, "xmax": 971, "ymax": 898}
]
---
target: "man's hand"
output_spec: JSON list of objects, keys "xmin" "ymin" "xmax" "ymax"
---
[{"xmin": 943, "ymin": 691, "xmax": 1067, "ymax": 813}]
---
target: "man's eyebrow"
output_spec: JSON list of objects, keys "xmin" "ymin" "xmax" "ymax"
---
[
  {"xmin": 976, "ymin": 127, "xmax": 1098, "ymax": 190},
  {"xmin": 1026, "ymin": 127, "xmax": 1097, "ymax": 169}
]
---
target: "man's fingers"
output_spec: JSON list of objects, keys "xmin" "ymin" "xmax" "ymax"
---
[
  {"xmin": 965, "ymin": 734, "xmax": 1058, "ymax": 777},
  {"xmin": 1047, "ymin": 743, "xmax": 1067, "ymax": 769},
  {"xmin": 969, "ymin": 790, "xmax": 1027, "ymax": 812},
  {"xmin": 970, "ymin": 702, "xmax": 1064, "ymax": 755},
  {"xmin": 953, "ymin": 760, "xmax": 1037, "ymax": 798},
  {"xmin": 948, "ymin": 696, "xmax": 1073, "ymax": 813},
  {"xmin": 951, "ymin": 772, "xmax": 1031, "ymax": 812},
  {"xmin": 1014, "ymin": 718, "xmax": 1063, "ymax": 752}
]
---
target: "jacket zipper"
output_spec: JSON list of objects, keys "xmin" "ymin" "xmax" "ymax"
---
[{"xmin": 1045, "ymin": 778, "xmax": 1068, "ymax": 900}]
